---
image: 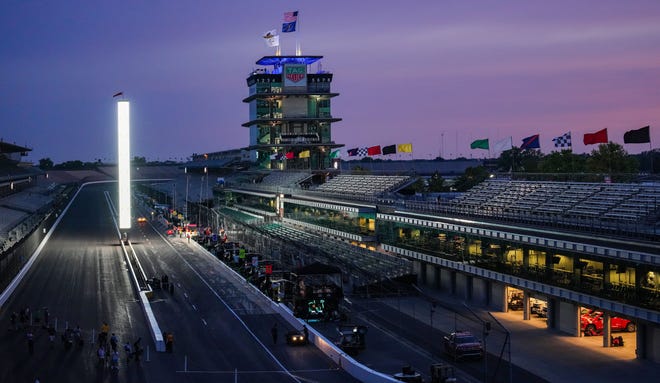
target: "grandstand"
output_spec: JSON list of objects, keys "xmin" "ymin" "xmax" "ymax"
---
[
  {"xmin": 257, "ymin": 222, "xmax": 413, "ymax": 290},
  {"xmin": 406, "ymin": 179, "xmax": 660, "ymax": 237},
  {"xmin": 312, "ymin": 174, "xmax": 412, "ymax": 197}
]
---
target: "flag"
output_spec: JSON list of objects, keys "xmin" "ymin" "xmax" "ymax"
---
[
  {"xmin": 397, "ymin": 143, "xmax": 413, "ymax": 153},
  {"xmin": 112, "ymin": 92, "xmax": 123, "ymax": 98},
  {"xmin": 263, "ymin": 30, "xmax": 279, "ymax": 47},
  {"xmin": 470, "ymin": 139, "xmax": 489, "ymax": 150},
  {"xmin": 520, "ymin": 134, "xmax": 540, "ymax": 149},
  {"xmin": 298, "ymin": 150, "xmax": 310, "ymax": 158},
  {"xmin": 269, "ymin": 153, "xmax": 279, "ymax": 160},
  {"xmin": 367, "ymin": 145, "xmax": 381, "ymax": 156},
  {"xmin": 382, "ymin": 145, "xmax": 397, "ymax": 155},
  {"xmin": 282, "ymin": 11, "xmax": 298, "ymax": 33},
  {"xmin": 347, "ymin": 148, "xmax": 359, "ymax": 157},
  {"xmin": 285, "ymin": 151, "xmax": 294, "ymax": 159},
  {"xmin": 583, "ymin": 128, "xmax": 608, "ymax": 145},
  {"xmin": 552, "ymin": 132, "xmax": 572, "ymax": 148},
  {"xmin": 330, "ymin": 149, "xmax": 341, "ymax": 158},
  {"xmin": 623, "ymin": 126, "xmax": 650, "ymax": 144},
  {"xmin": 356, "ymin": 147, "xmax": 368, "ymax": 156},
  {"xmin": 492, "ymin": 137, "xmax": 512, "ymax": 152}
]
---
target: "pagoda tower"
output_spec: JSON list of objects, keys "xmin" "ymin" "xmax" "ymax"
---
[{"xmin": 242, "ymin": 56, "xmax": 343, "ymax": 171}]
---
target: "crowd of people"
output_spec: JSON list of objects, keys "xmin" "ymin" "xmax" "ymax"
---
[{"xmin": 9, "ymin": 308, "xmax": 143, "ymax": 371}]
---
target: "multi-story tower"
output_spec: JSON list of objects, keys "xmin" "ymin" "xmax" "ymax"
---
[{"xmin": 242, "ymin": 56, "xmax": 342, "ymax": 171}]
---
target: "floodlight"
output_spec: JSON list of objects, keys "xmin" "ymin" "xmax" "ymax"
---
[{"xmin": 118, "ymin": 100, "xmax": 131, "ymax": 229}]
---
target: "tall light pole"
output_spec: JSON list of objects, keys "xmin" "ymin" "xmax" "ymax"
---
[
  {"xmin": 184, "ymin": 167, "xmax": 189, "ymax": 222},
  {"xmin": 204, "ymin": 167, "xmax": 209, "ymax": 228},
  {"xmin": 117, "ymin": 99, "xmax": 131, "ymax": 234}
]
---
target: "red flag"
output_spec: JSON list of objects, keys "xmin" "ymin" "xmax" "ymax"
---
[
  {"xmin": 285, "ymin": 152, "xmax": 294, "ymax": 159},
  {"xmin": 583, "ymin": 128, "xmax": 608, "ymax": 145},
  {"xmin": 367, "ymin": 145, "xmax": 381, "ymax": 155}
]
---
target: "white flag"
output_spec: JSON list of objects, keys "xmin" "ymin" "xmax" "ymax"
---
[
  {"xmin": 263, "ymin": 30, "xmax": 279, "ymax": 47},
  {"xmin": 493, "ymin": 136, "xmax": 513, "ymax": 152}
]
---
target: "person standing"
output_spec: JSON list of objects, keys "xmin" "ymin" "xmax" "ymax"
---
[
  {"xmin": 110, "ymin": 351, "xmax": 120, "ymax": 370},
  {"xmin": 110, "ymin": 333, "xmax": 118, "ymax": 352},
  {"xmin": 302, "ymin": 325, "xmax": 309, "ymax": 344},
  {"xmin": 10, "ymin": 312, "xmax": 17, "ymax": 331},
  {"xmin": 100, "ymin": 322, "xmax": 109, "ymax": 344},
  {"xmin": 123, "ymin": 342, "xmax": 132, "ymax": 363},
  {"xmin": 43, "ymin": 307, "xmax": 50, "ymax": 327},
  {"xmin": 27, "ymin": 331, "xmax": 34, "ymax": 355},
  {"xmin": 48, "ymin": 325, "xmax": 56, "ymax": 349},
  {"xmin": 271, "ymin": 323, "xmax": 278, "ymax": 345}
]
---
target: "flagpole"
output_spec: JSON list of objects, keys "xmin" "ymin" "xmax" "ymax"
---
[{"xmin": 296, "ymin": 11, "xmax": 301, "ymax": 56}]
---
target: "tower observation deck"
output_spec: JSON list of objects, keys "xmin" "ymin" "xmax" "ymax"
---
[{"xmin": 242, "ymin": 55, "xmax": 343, "ymax": 171}]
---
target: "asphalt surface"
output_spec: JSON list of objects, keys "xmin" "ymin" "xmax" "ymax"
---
[{"xmin": 0, "ymin": 184, "xmax": 357, "ymax": 383}]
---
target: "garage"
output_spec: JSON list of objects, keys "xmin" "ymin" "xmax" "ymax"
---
[{"xmin": 580, "ymin": 306, "xmax": 637, "ymax": 358}]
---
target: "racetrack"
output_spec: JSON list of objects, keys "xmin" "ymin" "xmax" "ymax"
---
[{"xmin": 0, "ymin": 183, "xmax": 357, "ymax": 383}]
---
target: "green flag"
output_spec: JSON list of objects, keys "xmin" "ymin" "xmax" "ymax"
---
[
  {"xmin": 330, "ymin": 149, "xmax": 341, "ymax": 158},
  {"xmin": 470, "ymin": 139, "xmax": 489, "ymax": 150}
]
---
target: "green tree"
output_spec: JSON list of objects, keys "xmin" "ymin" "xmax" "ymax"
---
[
  {"xmin": 408, "ymin": 178, "xmax": 426, "ymax": 193},
  {"xmin": 132, "ymin": 156, "xmax": 147, "ymax": 165},
  {"xmin": 586, "ymin": 142, "xmax": 638, "ymax": 174},
  {"xmin": 38, "ymin": 157, "xmax": 54, "ymax": 170},
  {"xmin": 538, "ymin": 150, "xmax": 586, "ymax": 173},
  {"xmin": 453, "ymin": 166, "xmax": 489, "ymax": 191},
  {"xmin": 497, "ymin": 148, "xmax": 543, "ymax": 172},
  {"xmin": 427, "ymin": 171, "xmax": 448, "ymax": 192}
]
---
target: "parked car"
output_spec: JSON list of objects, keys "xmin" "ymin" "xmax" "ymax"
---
[
  {"xmin": 443, "ymin": 331, "xmax": 483, "ymax": 360},
  {"xmin": 581, "ymin": 310, "xmax": 635, "ymax": 335}
]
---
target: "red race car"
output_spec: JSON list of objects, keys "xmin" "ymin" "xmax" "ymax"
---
[{"xmin": 581, "ymin": 310, "xmax": 635, "ymax": 335}]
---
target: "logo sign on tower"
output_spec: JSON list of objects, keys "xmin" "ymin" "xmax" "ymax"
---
[{"xmin": 283, "ymin": 64, "xmax": 306, "ymax": 87}]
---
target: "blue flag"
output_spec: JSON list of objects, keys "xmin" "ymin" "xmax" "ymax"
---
[
  {"xmin": 521, "ymin": 134, "xmax": 540, "ymax": 149},
  {"xmin": 282, "ymin": 11, "xmax": 298, "ymax": 33}
]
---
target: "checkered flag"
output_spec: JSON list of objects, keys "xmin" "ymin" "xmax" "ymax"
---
[
  {"xmin": 356, "ymin": 147, "xmax": 368, "ymax": 156},
  {"xmin": 552, "ymin": 132, "xmax": 572, "ymax": 148}
]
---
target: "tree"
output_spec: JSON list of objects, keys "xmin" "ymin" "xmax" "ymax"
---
[
  {"xmin": 497, "ymin": 148, "xmax": 543, "ymax": 172},
  {"xmin": 427, "ymin": 171, "xmax": 448, "ymax": 192},
  {"xmin": 538, "ymin": 150, "xmax": 586, "ymax": 173},
  {"xmin": 38, "ymin": 158, "xmax": 54, "ymax": 170},
  {"xmin": 586, "ymin": 142, "xmax": 638, "ymax": 174},
  {"xmin": 453, "ymin": 166, "xmax": 489, "ymax": 191},
  {"xmin": 132, "ymin": 156, "xmax": 147, "ymax": 165}
]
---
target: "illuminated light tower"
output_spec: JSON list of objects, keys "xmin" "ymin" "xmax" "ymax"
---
[{"xmin": 117, "ymin": 99, "xmax": 131, "ymax": 232}]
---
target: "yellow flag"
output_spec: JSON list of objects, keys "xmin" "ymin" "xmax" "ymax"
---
[
  {"xmin": 397, "ymin": 143, "xmax": 413, "ymax": 153},
  {"xmin": 299, "ymin": 150, "xmax": 310, "ymax": 158}
]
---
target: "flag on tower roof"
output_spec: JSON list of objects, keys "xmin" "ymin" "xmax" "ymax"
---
[
  {"xmin": 262, "ymin": 30, "xmax": 279, "ymax": 47},
  {"xmin": 282, "ymin": 11, "xmax": 298, "ymax": 33}
]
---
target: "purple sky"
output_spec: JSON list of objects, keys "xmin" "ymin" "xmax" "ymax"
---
[{"xmin": 2, "ymin": 1, "xmax": 659, "ymax": 163}]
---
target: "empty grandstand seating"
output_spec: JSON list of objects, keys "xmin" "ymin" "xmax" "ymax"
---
[
  {"xmin": 313, "ymin": 174, "xmax": 411, "ymax": 197},
  {"xmin": 258, "ymin": 222, "xmax": 412, "ymax": 286},
  {"xmin": 258, "ymin": 171, "xmax": 310, "ymax": 187},
  {"xmin": 448, "ymin": 180, "xmax": 660, "ymax": 229}
]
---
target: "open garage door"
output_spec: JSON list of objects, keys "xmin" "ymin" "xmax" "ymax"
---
[{"xmin": 580, "ymin": 306, "xmax": 637, "ymax": 359}]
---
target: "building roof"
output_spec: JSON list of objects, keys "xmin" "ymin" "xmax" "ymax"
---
[
  {"xmin": 256, "ymin": 56, "xmax": 323, "ymax": 66},
  {"xmin": 0, "ymin": 141, "xmax": 32, "ymax": 154}
]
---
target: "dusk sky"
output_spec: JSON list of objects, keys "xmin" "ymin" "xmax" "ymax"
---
[{"xmin": 2, "ymin": 1, "xmax": 659, "ymax": 164}]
